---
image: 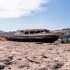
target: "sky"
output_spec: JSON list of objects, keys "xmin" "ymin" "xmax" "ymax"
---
[{"xmin": 0, "ymin": 0, "xmax": 70, "ymax": 31}]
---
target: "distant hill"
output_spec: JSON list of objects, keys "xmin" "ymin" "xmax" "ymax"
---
[
  {"xmin": 0, "ymin": 31, "xmax": 16, "ymax": 37},
  {"xmin": 0, "ymin": 30, "xmax": 5, "ymax": 36},
  {"xmin": 62, "ymin": 28, "xmax": 70, "ymax": 30},
  {"xmin": 0, "ymin": 30, "xmax": 4, "ymax": 33},
  {"xmin": 52, "ymin": 28, "xmax": 70, "ymax": 35}
]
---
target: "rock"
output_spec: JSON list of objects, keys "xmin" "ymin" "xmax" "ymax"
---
[
  {"xmin": 2, "ymin": 56, "xmax": 13, "ymax": 65},
  {"xmin": 54, "ymin": 34, "xmax": 70, "ymax": 44},
  {"xmin": 3, "ymin": 66, "xmax": 11, "ymax": 70},
  {"xmin": 51, "ymin": 62, "xmax": 64, "ymax": 69},
  {"xmin": 0, "ymin": 63, "xmax": 5, "ymax": 70}
]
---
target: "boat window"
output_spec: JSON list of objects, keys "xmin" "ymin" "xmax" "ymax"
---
[
  {"xmin": 30, "ymin": 31, "xmax": 35, "ymax": 34},
  {"xmin": 44, "ymin": 30, "xmax": 49, "ymax": 33},
  {"xmin": 40, "ymin": 31, "xmax": 45, "ymax": 33},
  {"xmin": 20, "ymin": 31, "xmax": 24, "ymax": 33},
  {"xmin": 35, "ymin": 31, "xmax": 40, "ymax": 33},
  {"xmin": 25, "ymin": 32, "xmax": 29, "ymax": 34}
]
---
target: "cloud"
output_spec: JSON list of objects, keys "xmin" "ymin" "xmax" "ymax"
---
[{"xmin": 0, "ymin": 0, "xmax": 51, "ymax": 18}]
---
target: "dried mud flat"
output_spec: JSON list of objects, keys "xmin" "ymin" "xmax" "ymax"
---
[{"xmin": 0, "ymin": 41, "xmax": 70, "ymax": 70}]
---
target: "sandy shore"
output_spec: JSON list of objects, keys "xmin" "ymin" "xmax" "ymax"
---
[{"xmin": 0, "ymin": 41, "xmax": 70, "ymax": 70}]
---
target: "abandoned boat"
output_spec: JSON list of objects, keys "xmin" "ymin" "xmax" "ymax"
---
[{"xmin": 3, "ymin": 29, "xmax": 60, "ymax": 43}]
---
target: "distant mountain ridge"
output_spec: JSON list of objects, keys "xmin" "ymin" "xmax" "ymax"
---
[
  {"xmin": 0, "ymin": 30, "xmax": 4, "ymax": 33},
  {"xmin": 0, "ymin": 31, "xmax": 16, "ymax": 37}
]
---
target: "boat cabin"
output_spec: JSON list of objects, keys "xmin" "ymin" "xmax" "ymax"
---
[{"xmin": 15, "ymin": 29, "xmax": 49, "ymax": 35}]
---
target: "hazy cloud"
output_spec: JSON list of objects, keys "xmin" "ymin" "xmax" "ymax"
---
[{"xmin": 0, "ymin": 0, "xmax": 51, "ymax": 18}]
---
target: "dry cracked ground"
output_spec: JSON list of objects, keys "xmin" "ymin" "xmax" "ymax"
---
[{"xmin": 0, "ymin": 41, "xmax": 70, "ymax": 70}]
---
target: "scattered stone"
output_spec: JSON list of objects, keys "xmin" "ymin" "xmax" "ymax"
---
[
  {"xmin": 3, "ymin": 66, "xmax": 11, "ymax": 70},
  {"xmin": 35, "ymin": 42, "xmax": 44, "ymax": 44},
  {"xmin": 0, "ymin": 63, "xmax": 5, "ymax": 70},
  {"xmin": 51, "ymin": 62, "xmax": 64, "ymax": 70},
  {"xmin": 56, "ymin": 34, "xmax": 70, "ymax": 44},
  {"xmin": 2, "ymin": 56, "xmax": 13, "ymax": 65},
  {"xmin": 25, "ymin": 56, "xmax": 40, "ymax": 64},
  {"xmin": 0, "ymin": 41, "xmax": 70, "ymax": 70}
]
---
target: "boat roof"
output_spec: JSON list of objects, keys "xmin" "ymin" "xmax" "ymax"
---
[{"xmin": 17, "ymin": 29, "xmax": 49, "ymax": 32}]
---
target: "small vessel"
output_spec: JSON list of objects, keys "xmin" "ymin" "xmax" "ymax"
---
[{"xmin": 4, "ymin": 29, "xmax": 60, "ymax": 43}]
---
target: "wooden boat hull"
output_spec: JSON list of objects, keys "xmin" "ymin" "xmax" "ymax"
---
[{"xmin": 4, "ymin": 34, "xmax": 59, "ymax": 43}]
